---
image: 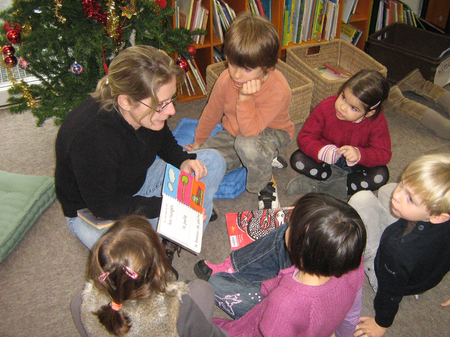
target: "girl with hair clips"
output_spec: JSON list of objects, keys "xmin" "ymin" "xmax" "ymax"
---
[
  {"xmin": 195, "ymin": 193, "xmax": 366, "ymax": 337},
  {"xmin": 55, "ymin": 45, "xmax": 226, "ymax": 261},
  {"xmin": 289, "ymin": 70, "xmax": 391, "ymax": 196},
  {"xmin": 76, "ymin": 215, "xmax": 228, "ymax": 337}
]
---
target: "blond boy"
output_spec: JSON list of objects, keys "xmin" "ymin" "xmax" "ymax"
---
[{"xmin": 349, "ymin": 153, "xmax": 450, "ymax": 337}]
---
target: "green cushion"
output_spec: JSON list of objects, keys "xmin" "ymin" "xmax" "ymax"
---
[{"xmin": 0, "ymin": 171, "xmax": 56, "ymax": 262}]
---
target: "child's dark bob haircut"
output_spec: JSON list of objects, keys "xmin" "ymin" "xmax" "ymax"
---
[
  {"xmin": 223, "ymin": 12, "xmax": 280, "ymax": 72},
  {"xmin": 338, "ymin": 69, "xmax": 390, "ymax": 120},
  {"xmin": 288, "ymin": 193, "xmax": 366, "ymax": 278}
]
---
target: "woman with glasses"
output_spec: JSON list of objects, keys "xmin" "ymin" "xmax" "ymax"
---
[{"xmin": 55, "ymin": 46, "xmax": 226, "ymax": 258}]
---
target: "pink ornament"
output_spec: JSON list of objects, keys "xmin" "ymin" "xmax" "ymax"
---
[{"xmin": 18, "ymin": 58, "xmax": 30, "ymax": 70}]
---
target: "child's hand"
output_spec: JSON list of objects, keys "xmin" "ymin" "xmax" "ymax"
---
[
  {"xmin": 238, "ymin": 78, "xmax": 262, "ymax": 99},
  {"xmin": 184, "ymin": 142, "xmax": 201, "ymax": 152},
  {"xmin": 353, "ymin": 316, "xmax": 387, "ymax": 337},
  {"xmin": 339, "ymin": 145, "xmax": 361, "ymax": 166}
]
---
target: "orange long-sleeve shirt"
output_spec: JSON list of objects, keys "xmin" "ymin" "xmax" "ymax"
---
[{"xmin": 194, "ymin": 68, "xmax": 295, "ymax": 145}]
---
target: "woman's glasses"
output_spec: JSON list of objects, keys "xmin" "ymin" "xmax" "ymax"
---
[{"xmin": 139, "ymin": 94, "xmax": 177, "ymax": 113}]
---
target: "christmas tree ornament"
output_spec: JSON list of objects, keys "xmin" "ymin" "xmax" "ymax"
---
[
  {"xmin": 19, "ymin": 58, "xmax": 31, "ymax": 70},
  {"xmin": 177, "ymin": 58, "xmax": 189, "ymax": 72},
  {"xmin": 3, "ymin": 22, "xmax": 21, "ymax": 33},
  {"xmin": 119, "ymin": 0, "xmax": 137, "ymax": 19},
  {"xmin": 54, "ymin": 0, "xmax": 67, "ymax": 24},
  {"xmin": 3, "ymin": 55, "xmax": 18, "ymax": 68},
  {"xmin": 156, "ymin": 0, "xmax": 167, "ymax": 8},
  {"xmin": 6, "ymin": 29, "xmax": 21, "ymax": 44},
  {"xmin": 106, "ymin": 0, "xmax": 120, "ymax": 40},
  {"xmin": 2, "ymin": 45, "xmax": 16, "ymax": 56},
  {"xmin": 70, "ymin": 61, "xmax": 84, "ymax": 74},
  {"xmin": 188, "ymin": 45, "xmax": 196, "ymax": 56}
]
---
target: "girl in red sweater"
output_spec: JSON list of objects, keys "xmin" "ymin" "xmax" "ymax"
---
[{"xmin": 290, "ymin": 70, "xmax": 391, "ymax": 196}]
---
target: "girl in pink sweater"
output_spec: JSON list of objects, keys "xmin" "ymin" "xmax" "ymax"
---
[
  {"xmin": 211, "ymin": 193, "xmax": 366, "ymax": 337},
  {"xmin": 290, "ymin": 70, "xmax": 391, "ymax": 196}
]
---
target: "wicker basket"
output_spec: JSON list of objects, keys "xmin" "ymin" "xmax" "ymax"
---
[
  {"xmin": 206, "ymin": 60, "xmax": 314, "ymax": 124},
  {"xmin": 286, "ymin": 39, "xmax": 387, "ymax": 110}
]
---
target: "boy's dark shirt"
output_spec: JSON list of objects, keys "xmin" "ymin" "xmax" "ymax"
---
[
  {"xmin": 374, "ymin": 217, "xmax": 450, "ymax": 327},
  {"xmin": 55, "ymin": 97, "xmax": 195, "ymax": 219}
]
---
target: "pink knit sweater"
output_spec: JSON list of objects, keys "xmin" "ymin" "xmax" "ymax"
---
[{"xmin": 213, "ymin": 263, "xmax": 364, "ymax": 337}]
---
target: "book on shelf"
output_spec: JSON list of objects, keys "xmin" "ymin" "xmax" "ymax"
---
[
  {"xmin": 342, "ymin": 0, "xmax": 357, "ymax": 23},
  {"xmin": 301, "ymin": 0, "xmax": 314, "ymax": 42},
  {"xmin": 177, "ymin": 0, "xmax": 195, "ymax": 29},
  {"xmin": 77, "ymin": 208, "xmax": 115, "ymax": 230},
  {"xmin": 198, "ymin": 7, "xmax": 210, "ymax": 44},
  {"xmin": 255, "ymin": 0, "xmax": 266, "ymax": 18},
  {"xmin": 212, "ymin": 0, "xmax": 224, "ymax": 42},
  {"xmin": 312, "ymin": 0, "xmax": 327, "ymax": 41},
  {"xmin": 157, "ymin": 164, "xmax": 205, "ymax": 255},
  {"xmin": 316, "ymin": 63, "xmax": 353, "ymax": 80},
  {"xmin": 226, "ymin": 207, "xmax": 294, "ymax": 250},
  {"xmin": 370, "ymin": 0, "xmax": 420, "ymax": 35},
  {"xmin": 182, "ymin": 53, "xmax": 207, "ymax": 95},
  {"xmin": 340, "ymin": 22, "xmax": 362, "ymax": 46},
  {"xmin": 260, "ymin": 0, "xmax": 271, "ymax": 21},
  {"xmin": 323, "ymin": 0, "xmax": 339, "ymax": 41}
]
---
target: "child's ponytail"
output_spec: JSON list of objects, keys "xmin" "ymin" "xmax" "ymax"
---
[{"xmin": 94, "ymin": 301, "xmax": 131, "ymax": 337}]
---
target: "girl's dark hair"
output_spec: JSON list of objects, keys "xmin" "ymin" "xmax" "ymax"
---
[
  {"xmin": 88, "ymin": 215, "xmax": 174, "ymax": 336},
  {"xmin": 287, "ymin": 193, "xmax": 366, "ymax": 278},
  {"xmin": 338, "ymin": 69, "xmax": 390, "ymax": 120},
  {"xmin": 223, "ymin": 12, "xmax": 280, "ymax": 71}
]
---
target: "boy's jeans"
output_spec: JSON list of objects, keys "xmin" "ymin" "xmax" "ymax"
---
[
  {"xmin": 67, "ymin": 149, "xmax": 226, "ymax": 250},
  {"xmin": 209, "ymin": 224, "xmax": 291, "ymax": 319}
]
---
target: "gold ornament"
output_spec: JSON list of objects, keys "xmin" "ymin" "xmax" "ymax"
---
[
  {"xmin": 106, "ymin": 0, "xmax": 120, "ymax": 40},
  {"xmin": 6, "ymin": 67, "xmax": 37, "ymax": 109},
  {"xmin": 119, "ymin": 0, "xmax": 137, "ymax": 19},
  {"xmin": 21, "ymin": 22, "xmax": 32, "ymax": 38},
  {"xmin": 54, "ymin": 0, "xmax": 67, "ymax": 24}
]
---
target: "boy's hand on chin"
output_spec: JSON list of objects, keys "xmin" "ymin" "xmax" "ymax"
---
[
  {"xmin": 353, "ymin": 316, "xmax": 387, "ymax": 337},
  {"xmin": 239, "ymin": 79, "xmax": 262, "ymax": 98}
]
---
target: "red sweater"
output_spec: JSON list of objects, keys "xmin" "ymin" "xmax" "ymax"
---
[{"xmin": 298, "ymin": 95, "xmax": 392, "ymax": 167}]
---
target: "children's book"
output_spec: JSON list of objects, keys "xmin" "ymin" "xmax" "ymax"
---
[
  {"xmin": 316, "ymin": 63, "xmax": 353, "ymax": 80},
  {"xmin": 77, "ymin": 208, "xmax": 115, "ymax": 230},
  {"xmin": 226, "ymin": 207, "xmax": 294, "ymax": 250},
  {"xmin": 157, "ymin": 164, "xmax": 205, "ymax": 255}
]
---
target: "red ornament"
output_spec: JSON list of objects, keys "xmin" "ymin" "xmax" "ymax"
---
[
  {"xmin": 2, "ymin": 45, "xmax": 15, "ymax": 56},
  {"xmin": 177, "ymin": 58, "xmax": 189, "ymax": 72},
  {"xmin": 156, "ymin": 0, "xmax": 167, "ymax": 8},
  {"xmin": 3, "ymin": 22, "xmax": 21, "ymax": 33},
  {"xmin": 3, "ymin": 55, "xmax": 18, "ymax": 68},
  {"xmin": 188, "ymin": 45, "xmax": 197, "ymax": 56},
  {"xmin": 6, "ymin": 30, "xmax": 21, "ymax": 44}
]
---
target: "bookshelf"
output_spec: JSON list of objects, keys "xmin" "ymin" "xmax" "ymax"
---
[{"xmin": 174, "ymin": 0, "xmax": 373, "ymax": 102}]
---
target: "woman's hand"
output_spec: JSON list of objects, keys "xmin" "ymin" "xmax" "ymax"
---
[
  {"xmin": 180, "ymin": 159, "xmax": 208, "ymax": 180},
  {"xmin": 353, "ymin": 316, "xmax": 387, "ymax": 337}
]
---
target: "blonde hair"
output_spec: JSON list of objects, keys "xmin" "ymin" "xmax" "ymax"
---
[
  {"xmin": 91, "ymin": 45, "xmax": 184, "ymax": 114},
  {"xmin": 401, "ymin": 153, "xmax": 450, "ymax": 215},
  {"xmin": 223, "ymin": 12, "xmax": 280, "ymax": 71}
]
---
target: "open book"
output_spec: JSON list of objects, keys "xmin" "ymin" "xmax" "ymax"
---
[
  {"xmin": 225, "ymin": 207, "xmax": 293, "ymax": 250},
  {"xmin": 157, "ymin": 164, "xmax": 205, "ymax": 255}
]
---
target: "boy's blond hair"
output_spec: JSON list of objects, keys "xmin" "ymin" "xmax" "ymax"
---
[
  {"xmin": 401, "ymin": 153, "xmax": 450, "ymax": 215},
  {"xmin": 223, "ymin": 12, "xmax": 280, "ymax": 71}
]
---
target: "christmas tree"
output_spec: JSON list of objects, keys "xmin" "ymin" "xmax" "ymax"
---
[{"xmin": 0, "ymin": 0, "xmax": 203, "ymax": 125}]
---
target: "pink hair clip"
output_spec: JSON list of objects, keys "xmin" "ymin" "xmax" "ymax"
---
[
  {"xmin": 111, "ymin": 301, "xmax": 122, "ymax": 311},
  {"xmin": 124, "ymin": 266, "xmax": 139, "ymax": 279},
  {"xmin": 98, "ymin": 271, "xmax": 109, "ymax": 283},
  {"xmin": 370, "ymin": 101, "xmax": 381, "ymax": 110}
]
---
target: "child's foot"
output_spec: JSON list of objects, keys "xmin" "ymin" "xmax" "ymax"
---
[
  {"xmin": 272, "ymin": 155, "xmax": 288, "ymax": 168},
  {"xmin": 194, "ymin": 257, "xmax": 235, "ymax": 281},
  {"xmin": 258, "ymin": 176, "xmax": 280, "ymax": 209}
]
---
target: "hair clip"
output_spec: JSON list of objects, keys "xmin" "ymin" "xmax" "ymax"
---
[
  {"xmin": 370, "ymin": 101, "xmax": 381, "ymax": 110},
  {"xmin": 105, "ymin": 77, "xmax": 109, "ymax": 85},
  {"xmin": 98, "ymin": 271, "xmax": 109, "ymax": 283},
  {"xmin": 124, "ymin": 266, "xmax": 139, "ymax": 279}
]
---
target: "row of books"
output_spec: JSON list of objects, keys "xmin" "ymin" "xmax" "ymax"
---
[
  {"xmin": 212, "ymin": 0, "xmax": 237, "ymax": 43},
  {"xmin": 248, "ymin": 0, "xmax": 272, "ymax": 21},
  {"xmin": 369, "ymin": 0, "xmax": 420, "ymax": 35},
  {"xmin": 175, "ymin": 0, "xmax": 210, "ymax": 44},
  {"xmin": 281, "ymin": 0, "xmax": 340, "ymax": 47},
  {"xmin": 179, "ymin": 53, "xmax": 207, "ymax": 96}
]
